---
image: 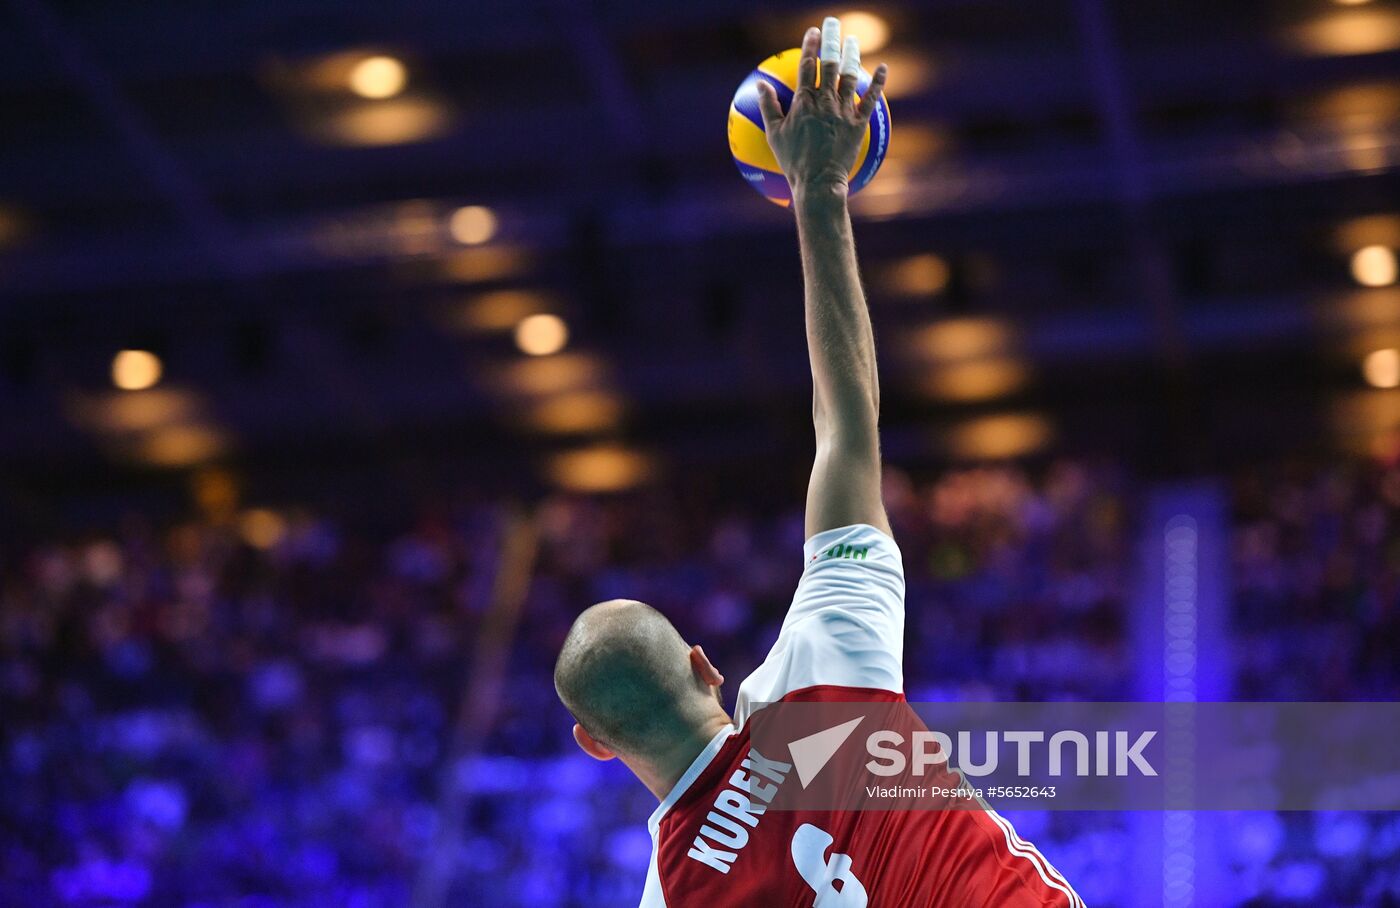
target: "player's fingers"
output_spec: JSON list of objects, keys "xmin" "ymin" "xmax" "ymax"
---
[
  {"xmin": 855, "ymin": 63, "xmax": 888, "ymax": 120},
  {"xmin": 797, "ymin": 26, "xmax": 820, "ymax": 91},
  {"xmin": 755, "ymin": 79, "xmax": 783, "ymax": 131},
  {"xmin": 819, "ymin": 16, "xmax": 841, "ymax": 94},
  {"xmin": 838, "ymin": 36, "xmax": 861, "ymax": 106}
]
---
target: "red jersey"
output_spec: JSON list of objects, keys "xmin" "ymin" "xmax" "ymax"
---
[{"xmin": 638, "ymin": 524, "xmax": 1082, "ymax": 907}]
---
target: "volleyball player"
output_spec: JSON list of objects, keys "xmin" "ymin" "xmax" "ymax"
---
[{"xmin": 554, "ymin": 19, "xmax": 1082, "ymax": 906}]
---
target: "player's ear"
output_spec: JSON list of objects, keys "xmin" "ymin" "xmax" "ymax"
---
[
  {"xmin": 573, "ymin": 722, "xmax": 616, "ymax": 761},
  {"xmin": 689, "ymin": 644, "xmax": 725, "ymax": 689}
]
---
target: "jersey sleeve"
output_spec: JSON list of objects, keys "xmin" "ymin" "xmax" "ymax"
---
[{"xmin": 734, "ymin": 523, "xmax": 905, "ymax": 725}]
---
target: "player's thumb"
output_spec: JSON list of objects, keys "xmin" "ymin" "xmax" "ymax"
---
[{"xmin": 755, "ymin": 80, "xmax": 783, "ymax": 131}]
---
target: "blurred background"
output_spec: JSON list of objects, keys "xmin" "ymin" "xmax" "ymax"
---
[{"xmin": 2, "ymin": 0, "xmax": 1400, "ymax": 905}]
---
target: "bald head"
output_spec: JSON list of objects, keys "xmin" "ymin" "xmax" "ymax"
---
[{"xmin": 554, "ymin": 600, "xmax": 719, "ymax": 757}]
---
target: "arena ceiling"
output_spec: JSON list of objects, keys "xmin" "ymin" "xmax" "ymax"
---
[{"xmin": 1, "ymin": 0, "xmax": 1399, "ymax": 493}]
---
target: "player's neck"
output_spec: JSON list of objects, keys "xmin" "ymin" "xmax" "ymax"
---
[{"xmin": 628, "ymin": 711, "xmax": 734, "ymax": 801}]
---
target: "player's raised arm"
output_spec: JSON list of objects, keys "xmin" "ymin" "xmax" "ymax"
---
[{"xmin": 755, "ymin": 19, "xmax": 891, "ymax": 542}]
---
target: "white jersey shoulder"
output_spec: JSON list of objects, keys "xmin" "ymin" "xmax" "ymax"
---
[
  {"xmin": 638, "ymin": 524, "xmax": 905, "ymax": 907},
  {"xmin": 735, "ymin": 523, "xmax": 905, "ymax": 727}
]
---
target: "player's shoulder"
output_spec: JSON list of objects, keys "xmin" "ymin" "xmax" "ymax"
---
[
  {"xmin": 734, "ymin": 523, "xmax": 906, "ymax": 721},
  {"xmin": 801, "ymin": 522, "xmax": 904, "ymax": 571}
]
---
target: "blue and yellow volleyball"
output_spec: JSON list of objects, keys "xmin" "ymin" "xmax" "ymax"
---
[{"xmin": 728, "ymin": 48, "xmax": 892, "ymax": 206}]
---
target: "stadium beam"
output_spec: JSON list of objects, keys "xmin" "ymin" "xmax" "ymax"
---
[
  {"xmin": 411, "ymin": 505, "xmax": 540, "ymax": 908},
  {"xmin": 5, "ymin": 0, "xmax": 241, "ymax": 275},
  {"xmin": 1072, "ymin": 0, "xmax": 1188, "ymax": 372},
  {"xmin": 1132, "ymin": 485, "xmax": 1232, "ymax": 907}
]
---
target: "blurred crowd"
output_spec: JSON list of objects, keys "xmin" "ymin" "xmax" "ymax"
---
[
  {"xmin": 1232, "ymin": 462, "xmax": 1400, "ymax": 701},
  {"xmin": 2, "ymin": 458, "xmax": 1399, "ymax": 905}
]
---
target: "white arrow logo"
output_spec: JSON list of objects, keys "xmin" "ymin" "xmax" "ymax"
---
[{"xmin": 787, "ymin": 717, "xmax": 864, "ymax": 788}]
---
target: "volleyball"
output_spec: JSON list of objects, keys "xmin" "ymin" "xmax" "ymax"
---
[{"xmin": 728, "ymin": 47, "xmax": 892, "ymax": 206}]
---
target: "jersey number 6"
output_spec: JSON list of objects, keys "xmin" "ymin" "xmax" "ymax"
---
[{"xmin": 791, "ymin": 823, "xmax": 868, "ymax": 907}]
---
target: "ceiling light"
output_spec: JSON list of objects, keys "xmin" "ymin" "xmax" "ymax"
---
[
  {"xmin": 450, "ymin": 290, "xmax": 553, "ymax": 332},
  {"xmin": 449, "ymin": 206, "xmax": 497, "ymax": 245},
  {"xmin": 318, "ymin": 98, "xmax": 450, "ymax": 146},
  {"xmin": 945, "ymin": 413, "xmax": 1053, "ymax": 461},
  {"xmin": 923, "ymin": 360, "xmax": 1028, "ymax": 402},
  {"xmin": 525, "ymin": 391, "xmax": 625, "ymax": 434},
  {"xmin": 547, "ymin": 445, "xmax": 655, "ymax": 493},
  {"xmin": 136, "ymin": 424, "xmax": 227, "ymax": 468},
  {"xmin": 112, "ymin": 350, "xmax": 163, "ymax": 391},
  {"xmin": 437, "ymin": 246, "xmax": 531, "ymax": 283},
  {"xmin": 865, "ymin": 48, "xmax": 934, "ymax": 98},
  {"xmin": 839, "ymin": 12, "xmax": 891, "ymax": 53},
  {"xmin": 515, "ymin": 314, "xmax": 569, "ymax": 356},
  {"xmin": 906, "ymin": 318, "xmax": 1014, "ymax": 363},
  {"xmin": 1288, "ymin": 9, "xmax": 1400, "ymax": 56},
  {"xmin": 348, "ymin": 55, "xmax": 407, "ymax": 99},
  {"xmin": 1352, "ymin": 245, "xmax": 1398, "ymax": 287},
  {"xmin": 493, "ymin": 353, "xmax": 607, "ymax": 397},
  {"xmin": 884, "ymin": 253, "xmax": 950, "ymax": 296},
  {"xmin": 69, "ymin": 388, "xmax": 198, "ymax": 433},
  {"xmin": 1364, "ymin": 349, "xmax": 1400, "ymax": 388}
]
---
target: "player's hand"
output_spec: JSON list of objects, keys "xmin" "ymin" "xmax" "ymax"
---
[{"xmin": 754, "ymin": 18, "xmax": 888, "ymax": 201}]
